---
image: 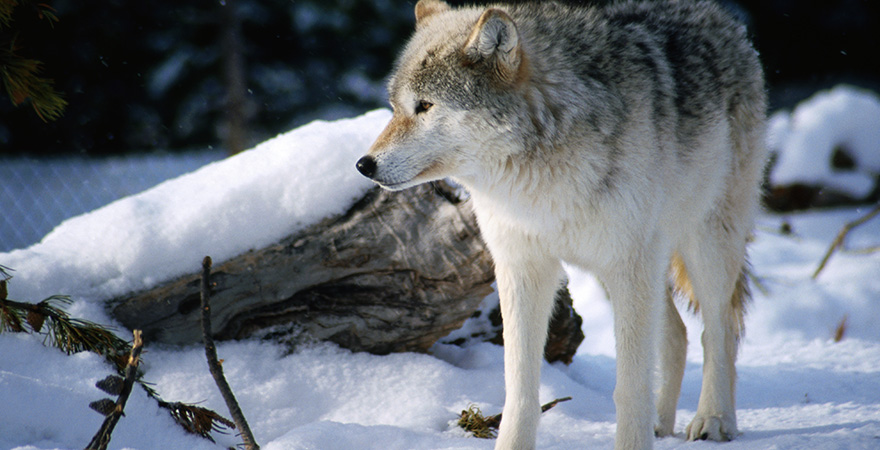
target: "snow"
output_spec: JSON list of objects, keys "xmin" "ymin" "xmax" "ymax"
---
[
  {"xmin": 2, "ymin": 90, "xmax": 880, "ymax": 450},
  {"xmin": 0, "ymin": 110, "xmax": 387, "ymax": 303},
  {"xmin": 768, "ymin": 85, "xmax": 880, "ymax": 198},
  {"xmin": 0, "ymin": 150, "xmax": 226, "ymax": 253}
]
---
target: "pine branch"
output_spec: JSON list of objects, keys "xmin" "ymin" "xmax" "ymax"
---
[
  {"xmin": 157, "ymin": 401, "xmax": 236, "ymax": 442},
  {"xmin": 0, "ymin": 282, "xmax": 25, "ymax": 332},
  {"xmin": 0, "ymin": 1, "xmax": 60, "ymax": 28},
  {"xmin": 0, "ymin": 0, "xmax": 66, "ymax": 121},
  {"xmin": 0, "ymin": 0, "xmax": 14, "ymax": 27},
  {"xmin": 0, "ymin": 290, "xmax": 130, "ymax": 368},
  {"xmin": 85, "ymin": 329, "xmax": 145, "ymax": 450},
  {"xmin": 0, "ymin": 44, "xmax": 67, "ymax": 121},
  {"xmin": 0, "ymin": 275, "xmax": 235, "ymax": 443},
  {"xmin": 201, "ymin": 256, "xmax": 260, "ymax": 450},
  {"xmin": 34, "ymin": 2, "xmax": 59, "ymax": 25}
]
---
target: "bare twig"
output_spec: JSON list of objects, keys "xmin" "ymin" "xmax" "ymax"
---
[
  {"xmin": 85, "ymin": 330, "xmax": 145, "ymax": 450},
  {"xmin": 812, "ymin": 204, "xmax": 880, "ymax": 279},
  {"xmin": 200, "ymin": 256, "xmax": 260, "ymax": 450},
  {"xmin": 539, "ymin": 396, "xmax": 573, "ymax": 413}
]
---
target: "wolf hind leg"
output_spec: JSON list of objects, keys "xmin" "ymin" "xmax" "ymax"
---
[
  {"xmin": 493, "ymin": 254, "xmax": 563, "ymax": 450},
  {"xmin": 681, "ymin": 224, "xmax": 748, "ymax": 442},
  {"xmin": 654, "ymin": 283, "xmax": 687, "ymax": 437}
]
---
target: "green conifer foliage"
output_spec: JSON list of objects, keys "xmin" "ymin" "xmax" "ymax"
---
[{"xmin": 0, "ymin": 0, "xmax": 66, "ymax": 121}]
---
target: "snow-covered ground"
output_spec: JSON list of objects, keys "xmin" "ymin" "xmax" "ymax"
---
[{"xmin": 2, "ymin": 87, "xmax": 879, "ymax": 450}]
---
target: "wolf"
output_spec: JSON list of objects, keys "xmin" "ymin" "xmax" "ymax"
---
[{"xmin": 356, "ymin": 1, "xmax": 766, "ymax": 449}]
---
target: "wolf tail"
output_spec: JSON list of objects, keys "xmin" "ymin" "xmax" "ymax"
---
[{"xmin": 671, "ymin": 253, "xmax": 749, "ymax": 340}]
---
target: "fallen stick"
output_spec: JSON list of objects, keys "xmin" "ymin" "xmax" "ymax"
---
[{"xmin": 200, "ymin": 256, "xmax": 260, "ymax": 450}]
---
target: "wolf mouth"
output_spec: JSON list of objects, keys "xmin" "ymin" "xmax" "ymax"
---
[
  {"xmin": 375, "ymin": 179, "xmax": 416, "ymax": 191},
  {"xmin": 377, "ymin": 181, "xmax": 409, "ymax": 190},
  {"xmin": 376, "ymin": 160, "xmax": 444, "ymax": 191}
]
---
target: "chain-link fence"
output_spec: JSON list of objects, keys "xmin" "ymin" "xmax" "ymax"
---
[{"xmin": 0, "ymin": 151, "xmax": 225, "ymax": 253}]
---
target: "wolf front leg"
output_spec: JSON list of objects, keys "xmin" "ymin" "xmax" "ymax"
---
[
  {"xmin": 492, "ymin": 253, "xmax": 563, "ymax": 450},
  {"xmin": 603, "ymin": 258, "xmax": 665, "ymax": 450}
]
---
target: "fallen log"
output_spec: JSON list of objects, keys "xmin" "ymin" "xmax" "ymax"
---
[{"xmin": 108, "ymin": 181, "xmax": 583, "ymax": 361}]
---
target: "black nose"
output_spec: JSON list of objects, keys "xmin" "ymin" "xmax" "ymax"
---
[{"xmin": 356, "ymin": 155, "xmax": 377, "ymax": 178}]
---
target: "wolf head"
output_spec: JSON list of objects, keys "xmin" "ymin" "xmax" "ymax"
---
[{"xmin": 356, "ymin": 0, "xmax": 532, "ymax": 191}]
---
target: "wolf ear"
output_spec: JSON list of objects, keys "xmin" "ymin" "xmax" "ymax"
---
[
  {"xmin": 463, "ymin": 8, "xmax": 523, "ymax": 83},
  {"xmin": 415, "ymin": 0, "xmax": 451, "ymax": 27}
]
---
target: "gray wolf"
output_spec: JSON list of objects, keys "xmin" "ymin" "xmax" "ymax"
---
[{"xmin": 356, "ymin": 1, "xmax": 766, "ymax": 449}]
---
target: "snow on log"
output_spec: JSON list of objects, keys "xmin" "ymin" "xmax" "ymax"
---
[{"xmin": 109, "ymin": 182, "xmax": 495, "ymax": 354}]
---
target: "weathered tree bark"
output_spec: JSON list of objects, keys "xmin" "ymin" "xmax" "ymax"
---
[{"xmin": 108, "ymin": 181, "xmax": 584, "ymax": 361}]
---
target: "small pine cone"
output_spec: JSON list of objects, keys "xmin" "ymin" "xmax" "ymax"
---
[
  {"xmin": 89, "ymin": 398, "xmax": 117, "ymax": 416},
  {"xmin": 26, "ymin": 311, "xmax": 46, "ymax": 333},
  {"xmin": 95, "ymin": 375, "xmax": 125, "ymax": 396}
]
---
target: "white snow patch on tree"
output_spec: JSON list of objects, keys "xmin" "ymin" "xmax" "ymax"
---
[{"xmin": 769, "ymin": 85, "xmax": 880, "ymax": 198}]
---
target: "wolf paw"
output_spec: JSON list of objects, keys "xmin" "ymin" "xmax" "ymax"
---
[
  {"xmin": 685, "ymin": 414, "xmax": 737, "ymax": 442},
  {"xmin": 654, "ymin": 420, "xmax": 675, "ymax": 438}
]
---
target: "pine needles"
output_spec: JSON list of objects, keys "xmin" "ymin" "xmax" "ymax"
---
[
  {"xmin": 0, "ymin": 266, "xmax": 234, "ymax": 444},
  {"xmin": 0, "ymin": 0, "xmax": 67, "ymax": 121},
  {"xmin": 0, "ymin": 278, "xmax": 132, "ymax": 371},
  {"xmin": 1, "ymin": 293, "xmax": 130, "ymax": 368},
  {"xmin": 159, "ymin": 401, "xmax": 236, "ymax": 442}
]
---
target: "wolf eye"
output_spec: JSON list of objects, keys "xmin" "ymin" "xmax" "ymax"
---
[{"xmin": 415, "ymin": 100, "xmax": 433, "ymax": 114}]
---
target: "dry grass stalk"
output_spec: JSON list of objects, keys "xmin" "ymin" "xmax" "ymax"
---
[
  {"xmin": 833, "ymin": 315, "xmax": 848, "ymax": 343},
  {"xmin": 457, "ymin": 397, "xmax": 573, "ymax": 439},
  {"xmin": 813, "ymin": 204, "xmax": 880, "ymax": 279}
]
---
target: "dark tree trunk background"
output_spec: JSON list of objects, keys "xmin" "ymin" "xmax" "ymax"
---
[
  {"xmin": 108, "ymin": 181, "xmax": 584, "ymax": 362},
  {"xmin": 221, "ymin": 0, "xmax": 248, "ymax": 155}
]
